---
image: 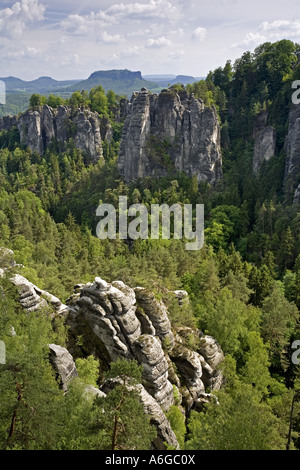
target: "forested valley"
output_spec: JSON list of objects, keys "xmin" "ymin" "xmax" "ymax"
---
[{"xmin": 1, "ymin": 39, "xmax": 300, "ymax": 450}]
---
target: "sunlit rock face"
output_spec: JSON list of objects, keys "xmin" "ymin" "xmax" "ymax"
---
[{"xmin": 0, "ymin": 105, "xmax": 104, "ymax": 163}]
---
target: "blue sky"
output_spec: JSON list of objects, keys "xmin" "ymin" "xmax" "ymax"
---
[{"xmin": 1, "ymin": 0, "xmax": 300, "ymax": 80}]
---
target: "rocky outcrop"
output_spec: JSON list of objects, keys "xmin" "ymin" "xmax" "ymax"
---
[
  {"xmin": 73, "ymin": 278, "xmax": 174, "ymax": 410},
  {"xmin": 11, "ymin": 274, "xmax": 72, "ymax": 315},
  {"xmin": 1, "ymin": 248, "xmax": 224, "ymax": 450},
  {"xmin": 1, "ymin": 105, "xmax": 104, "ymax": 162},
  {"xmin": 253, "ymin": 126, "xmax": 276, "ymax": 174},
  {"xmin": 118, "ymin": 88, "xmax": 222, "ymax": 183},
  {"xmin": 293, "ymin": 183, "xmax": 300, "ymax": 205},
  {"xmin": 49, "ymin": 344, "xmax": 79, "ymax": 392},
  {"xmin": 68, "ymin": 276, "xmax": 224, "ymax": 415},
  {"xmin": 199, "ymin": 335, "xmax": 224, "ymax": 391},
  {"xmin": 49, "ymin": 344, "xmax": 106, "ymax": 399},
  {"xmin": 252, "ymin": 110, "xmax": 269, "ymax": 139},
  {"xmin": 284, "ymin": 105, "xmax": 300, "ymax": 203},
  {"xmin": 101, "ymin": 378, "xmax": 179, "ymax": 450}
]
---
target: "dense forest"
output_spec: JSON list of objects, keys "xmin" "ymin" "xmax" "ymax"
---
[{"xmin": 1, "ymin": 39, "xmax": 300, "ymax": 450}]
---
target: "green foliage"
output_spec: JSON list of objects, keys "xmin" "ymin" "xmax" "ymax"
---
[
  {"xmin": 186, "ymin": 381, "xmax": 287, "ymax": 450},
  {"xmin": 166, "ymin": 405, "xmax": 186, "ymax": 449},
  {"xmin": 1, "ymin": 39, "xmax": 300, "ymax": 449}
]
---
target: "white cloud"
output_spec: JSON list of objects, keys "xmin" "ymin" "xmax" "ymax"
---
[
  {"xmin": 60, "ymin": 12, "xmax": 115, "ymax": 34},
  {"xmin": 232, "ymin": 18, "xmax": 300, "ymax": 50},
  {"xmin": 192, "ymin": 27, "xmax": 206, "ymax": 41},
  {"xmin": 259, "ymin": 19, "xmax": 300, "ymax": 39},
  {"xmin": 105, "ymin": 0, "xmax": 177, "ymax": 21},
  {"xmin": 167, "ymin": 49, "xmax": 185, "ymax": 60},
  {"xmin": 99, "ymin": 31, "xmax": 122, "ymax": 44},
  {"xmin": 2, "ymin": 46, "xmax": 40, "ymax": 60},
  {"xmin": 146, "ymin": 36, "xmax": 172, "ymax": 48},
  {"xmin": 0, "ymin": 0, "xmax": 45, "ymax": 39},
  {"xmin": 61, "ymin": 0, "xmax": 177, "ymax": 35},
  {"xmin": 233, "ymin": 31, "xmax": 267, "ymax": 48}
]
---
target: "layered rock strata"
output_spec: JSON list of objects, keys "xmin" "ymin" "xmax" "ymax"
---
[
  {"xmin": 118, "ymin": 88, "xmax": 222, "ymax": 183},
  {"xmin": 70, "ymin": 277, "xmax": 224, "ymax": 414},
  {"xmin": 0, "ymin": 105, "xmax": 104, "ymax": 162},
  {"xmin": 0, "ymin": 248, "xmax": 224, "ymax": 450}
]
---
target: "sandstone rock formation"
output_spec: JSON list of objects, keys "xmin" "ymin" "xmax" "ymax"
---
[
  {"xmin": 49, "ymin": 344, "xmax": 79, "ymax": 391},
  {"xmin": 284, "ymin": 105, "xmax": 300, "ymax": 203},
  {"xmin": 118, "ymin": 87, "xmax": 222, "ymax": 183},
  {"xmin": 101, "ymin": 378, "xmax": 179, "ymax": 450},
  {"xmin": 253, "ymin": 126, "xmax": 276, "ymax": 174},
  {"xmin": 199, "ymin": 335, "xmax": 224, "ymax": 391},
  {"xmin": 69, "ymin": 277, "xmax": 224, "ymax": 415},
  {"xmin": 0, "ymin": 105, "xmax": 104, "ymax": 162},
  {"xmin": 1, "ymin": 248, "xmax": 224, "ymax": 450},
  {"xmin": 11, "ymin": 274, "xmax": 72, "ymax": 315}
]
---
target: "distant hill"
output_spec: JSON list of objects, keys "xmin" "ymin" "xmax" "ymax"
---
[
  {"xmin": 142, "ymin": 74, "xmax": 205, "ymax": 88},
  {"xmin": 67, "ymin": 69, "xmax": 161, "ymax": 97},
  {"xmin": 0, "ymin": 76, "xmax": 80, "ymax": 117},
  {"xmin": 0, "ymin": 70, "xmax": 205, "ymax": 117}
]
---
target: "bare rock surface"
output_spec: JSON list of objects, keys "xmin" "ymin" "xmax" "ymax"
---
[
  {"xmin": 285, "ymin": 105, "xmax": 300, "ymax": 202},
  {"xmin": 253, "ymin": 126, "xmax": 276, "ymax": 174},
  {"xmin": 49, "ymin": 344, "xmax": 79, "ymax": 391},
  {"xmin": 118, "ymin": 88, "xmax": 222, "ymax": 183}
]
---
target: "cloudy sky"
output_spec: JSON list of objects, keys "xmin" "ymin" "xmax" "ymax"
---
[{"xmin": 1, "ymin": 0, "xmax": 300, "ymax": 80}]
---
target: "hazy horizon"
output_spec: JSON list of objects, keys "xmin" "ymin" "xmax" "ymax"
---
[{"xmin": 1, "ymin": 0, "xmax": 300, "ymax": 80}]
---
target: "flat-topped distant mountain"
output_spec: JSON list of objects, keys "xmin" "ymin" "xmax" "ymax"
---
[{"xmin": 0, "ymin": 69, "xmax": 205, "ymax": 117}]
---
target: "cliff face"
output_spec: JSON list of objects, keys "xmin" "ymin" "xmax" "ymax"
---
[
  {"xmin": 0, "ymin": 105, "xmax": 104, "ymax": 163},
  {"xmin": 284, "ymin": 105, "xmax": 300, "ymax": 203},
  {"xmin": 253, "ymin": 126, "xmax": 276, "ymax": 174},
  {"xmin": 252, "ymin": 105, "xmax": 300, "ymax": 204},
  {"xmin": 118, "ymin": 88, "xmax": 222, "ymax": 183}
]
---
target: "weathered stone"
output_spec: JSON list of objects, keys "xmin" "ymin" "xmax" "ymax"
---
[
  {"xmin": 84, "ymin": 385, "xmax": 106, "ymax": 399},
  {"xmin": 118, "ymin": 88, "xmax": 222, "ymax": 184},
  {"xmin": 199, "ymin": 335, "xmax": 224, "ymax": 391},
  {"xmin": 73, "ymin": 108, "xmax": 103, "ymax": 162},
  {"xmin": 11, "ymin": 273, "xmax": 71, "ymax": 315},
  {"xmin": 135, "ymin": 287, "xmax": 174, "ymax": 348},
  {"xmin": 101, "ymin": 378, "xmax": 179, "ymax": 450},
  {"xmin": 169, "ymin": 341, "xmax": 205, "ymax": 408},
  {"xmin": 285, "ymin": 105, "xmax": 300, "ymax": 202},
  {"xmin": 49, "ymin": 344, "xmax": 78, "ymax": 391},
  {"xmin": 2, "ymin": 104, "xmax": 105, "ymax": 162},
  {"xmin": 18, "ymin": 110, "xmax": 44, "ymax": 154},
  {"xmin": 134, "ymin": 335, "xmax": 174, "ymax": 410}
]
